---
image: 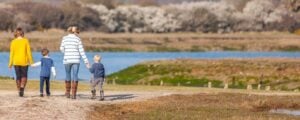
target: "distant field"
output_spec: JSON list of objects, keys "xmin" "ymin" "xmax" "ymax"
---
[
  {"xmin": 1, "ymin": 30, "xmax": 300, "ymax": 52},
  {"xmin": 108, "ymin": 58, "xmax": 300, "ymax": 91}
]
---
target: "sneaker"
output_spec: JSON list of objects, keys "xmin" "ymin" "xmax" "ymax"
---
[
  {"xmin": 47, "ymin": 94, "xmax": 51, "ymax": 97},
  {"xmin": 40, "ymin": 94, "xmax": 44, "ymax": 97},
  {"xmin": 99, "ymin": 98, "xmax": 104, "ymax": 101}
]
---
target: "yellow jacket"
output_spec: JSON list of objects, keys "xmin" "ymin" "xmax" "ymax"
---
[{"xmin": 8, "ymin": 37, "xmax": 34, "ymax": 67}]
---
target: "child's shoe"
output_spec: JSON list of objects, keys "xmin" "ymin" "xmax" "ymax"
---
[
  {"xmin": 91, "ymin": 90, "xmax": 96, "ymax": 99},
  {"xmin": 99, "ymin": 90, "xmax": 104, "ymax": 101}
]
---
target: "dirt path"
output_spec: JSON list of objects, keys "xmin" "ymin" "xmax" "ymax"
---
[
  {"xmin": 0, "ymin": 90, "xmax": 176, "ymax": 120},
  {"xmin": 0, "ymin": 89, "xmax": 299, "ymax": 120}
]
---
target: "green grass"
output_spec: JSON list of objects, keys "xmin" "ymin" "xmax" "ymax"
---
[
  {"xmin": 107, "ymin": 63, "xmax": 224, "ymax": 87},
  {"xmin": 107, "ymin": 59, "xmax": 300, "ymax": 91}
]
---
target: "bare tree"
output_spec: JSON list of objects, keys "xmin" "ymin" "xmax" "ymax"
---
[
  {"xmin": 82, "ymin": 0, "xmax": 116, "ymax": 9},
  {"xmin": 0, "ymin": 9, "xmax": 14, "ymax": 31}
]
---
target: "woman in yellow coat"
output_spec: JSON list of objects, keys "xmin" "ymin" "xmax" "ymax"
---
[{"xmin": 8, "ymin": 28, "xmax": 34, "ymax": 97}]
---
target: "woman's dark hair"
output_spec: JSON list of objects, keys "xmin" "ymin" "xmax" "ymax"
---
[
  {"xmin": 41, "ymin": 48, "xmax": 49, "ymax": 56},
  {"xmin": 14, "ymin": 27, "xmax": 24, "ymax": 38}
]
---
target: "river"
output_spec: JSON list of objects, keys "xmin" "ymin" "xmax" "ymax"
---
[{"xmin": 0, "ymin": 52, "xmax": 299, "ymax": 80}]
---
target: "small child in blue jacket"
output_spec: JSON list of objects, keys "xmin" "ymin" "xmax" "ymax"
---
[
  {"xmin": 88, "ymin": 54, "xmax": 105, "ymax": 101},
  {"xmin": 31, "ymin": 48, "xmax": 56, "ymax": 97}
]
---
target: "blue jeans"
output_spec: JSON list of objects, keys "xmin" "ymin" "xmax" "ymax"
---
[
  {"xmin": 64, "ymin": 63, "xmax": 80, "ymax": 81},
  {"xmin": 40, "ymin": 76, "xmax": 50, "ymax": 95}
]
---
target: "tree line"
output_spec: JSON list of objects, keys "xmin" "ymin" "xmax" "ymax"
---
[{"xmin": 0, "ymin": 0, "xmax": 299, "ymax": 33}]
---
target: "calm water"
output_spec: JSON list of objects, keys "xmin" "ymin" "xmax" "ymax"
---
[{"xmin": 0, "ymin": 52, "xmax": 300, "ymax": 81}]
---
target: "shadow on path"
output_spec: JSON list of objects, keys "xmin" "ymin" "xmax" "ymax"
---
[
  {"xmin": 25, "ymin": 93, "xmax": 137, "ymax": 102},
  {"xmin": 78, "ymin": 94, "xmax": 136, "ymax": 101}
]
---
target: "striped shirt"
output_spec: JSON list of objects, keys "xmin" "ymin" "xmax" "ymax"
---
[{"xmin": 60, "ymin": 34, "xmax": 89, "ymax": 64}]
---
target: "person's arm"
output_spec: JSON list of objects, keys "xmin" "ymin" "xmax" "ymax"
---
[
  {"xmin": 78, "ymin": 39, "xmax": 89, "ymax": 64},
  {"xmin": 51, "ymin": 60, "xmax": 56, "ymax": 78},
  {"xmin": 60, "ymin": 38, "xmax": 65, "ymax": 53},
  {"xmin": 89, "ymin": 64, "xmax": 95, "ymax": 73},
  {"xmin": 103, "ymin": 64, "xmax": 106, "ymax": 78},
  {"xmin": 31, "ymin": 61, "xmax": 41, "ymax": 67},
  {"xmin": 8, "ymin": 41, "xmax": 14, "ymax": 68},
  {"xmin": 26, "ymin": 39, "xmax": 34, "ymax": 65},
  {"xmin": 51, "ymin": 67, "xmax": 56, "ymax": 78},
  {"xmin": 101, "ymin": 64, "xmax": 106, "ymax": 81}
]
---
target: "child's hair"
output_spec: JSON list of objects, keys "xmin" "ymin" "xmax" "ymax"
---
[
  {"xmin": 67, "ymin": 26, "xmax": 80, "ymax": 34},
  {"xmin": 14, "ymin": 27, "xmax": 24, "ymax": 38},
  {"xmin": 41, "ymin": 48, "xmax": 49, "ymax": 56},
  {"xmin": 94, "ymin": 54, "xmax": 101, "ymax": 62}
]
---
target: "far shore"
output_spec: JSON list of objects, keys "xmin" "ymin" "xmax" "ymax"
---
[{"xmin": 1, "ymin": 30, "xmax": 300, "ymax": 52}]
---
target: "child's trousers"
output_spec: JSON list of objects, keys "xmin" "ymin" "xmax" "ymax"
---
[
  {"xmin": 90, "ymin": 77, "xmax": 104, "ymax": 99},
  {"xmin": 40, "ymin": 76, "xmax": 50, "ymax": 95}
]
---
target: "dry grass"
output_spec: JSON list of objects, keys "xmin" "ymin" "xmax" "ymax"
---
[
  {"xmin": 0, "ymin": 79, "xmax": 91, "ymax": 91},
  {"xmin": 0, "ymin": 79, "xmax": 300, "ymax": 120},
  {"xmin": 1, "ymin": 30, "xmax": 300, "ymax": 52},
  {"xmin": 88, "ymin": 93, "xmax": 300, "ymax": 120},
  {"xmin": 0, "ymin": 78, "xmax": 222, "ymax": 92}
]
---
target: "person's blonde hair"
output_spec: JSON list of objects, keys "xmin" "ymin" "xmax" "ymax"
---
[
  {"xmin": 94, "ymin": 55, "xmax": 101, "ymax": 62},
  {"xmin": 14, "ymin": 27, "xmax": 24, "ymax": 38},
  {"xmin": 67, "ymin": 26, "xmax": 80, "ymax": 34}
]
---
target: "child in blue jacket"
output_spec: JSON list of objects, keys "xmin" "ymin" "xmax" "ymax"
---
[
  {"xmin": 88, "ymin": 54, "xmax": 105, "ymax": 101},
  {"xmin": 31, "ymin": 48, "xmax": 56, "ymax": 97}
]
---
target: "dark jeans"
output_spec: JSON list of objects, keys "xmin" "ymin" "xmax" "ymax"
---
[
  {"xmin": 14, "ymin": 66, "xmax": 28, "ymax": 80},
  {"xmin": 40, "ymin": 76, "xmax": 50, "ymax": 95}
]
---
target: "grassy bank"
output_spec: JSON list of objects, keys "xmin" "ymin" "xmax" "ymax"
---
[
  {"xmin": 108, "ymin": 58, "xmax": 300, "ymax": 91},
  {"xmin": 88, "ymin": 93, "xmax": 300, "ymax": 120},
  {"xmin": 1, "ymin": 30, "xmax": 300, "ymax": 52}
]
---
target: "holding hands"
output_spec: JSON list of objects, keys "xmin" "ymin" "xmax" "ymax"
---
[{"xmin": 86, "ymin": 63, "xmax": 91, "ymax": 68}]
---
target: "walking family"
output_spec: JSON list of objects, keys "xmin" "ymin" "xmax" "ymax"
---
[{"xmin": 8, "ymin": 27, "xmax": 106, "ymax": 101}]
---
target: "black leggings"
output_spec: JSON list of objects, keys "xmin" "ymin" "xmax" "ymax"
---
[{"xmin": 14, "ymin": 66, "xmax": 28, "ymax": 80}]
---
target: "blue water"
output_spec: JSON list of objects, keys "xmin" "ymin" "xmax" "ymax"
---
[{"xmin": 0, "ymin": 52, "xmax": 300, "ymax": 81}]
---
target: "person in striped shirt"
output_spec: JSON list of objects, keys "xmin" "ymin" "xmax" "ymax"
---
[{"xmin": 60, "ymin": 26, "xmax": 90, "ymax": 99}]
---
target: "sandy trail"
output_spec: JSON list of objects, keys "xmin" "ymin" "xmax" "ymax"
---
[
  {"xmin": 0, "ymin": 89, "xmax": 299, "ymax": 120},
  {"xmin": 0, "ymin": 90, "xmax": 175, "ymax": 120}
]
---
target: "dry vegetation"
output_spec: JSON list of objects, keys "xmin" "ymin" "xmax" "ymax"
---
[
  {"xmin": 0, "ymin": 0, "xmax": 300, "ymax": 33},
  {"xmin": 88, "ymin": 93, "xmax": 300, "ymax": 120},
  {"xmin": 1, "ymin": 30, "xmax": 300, "ymax": 52}
]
